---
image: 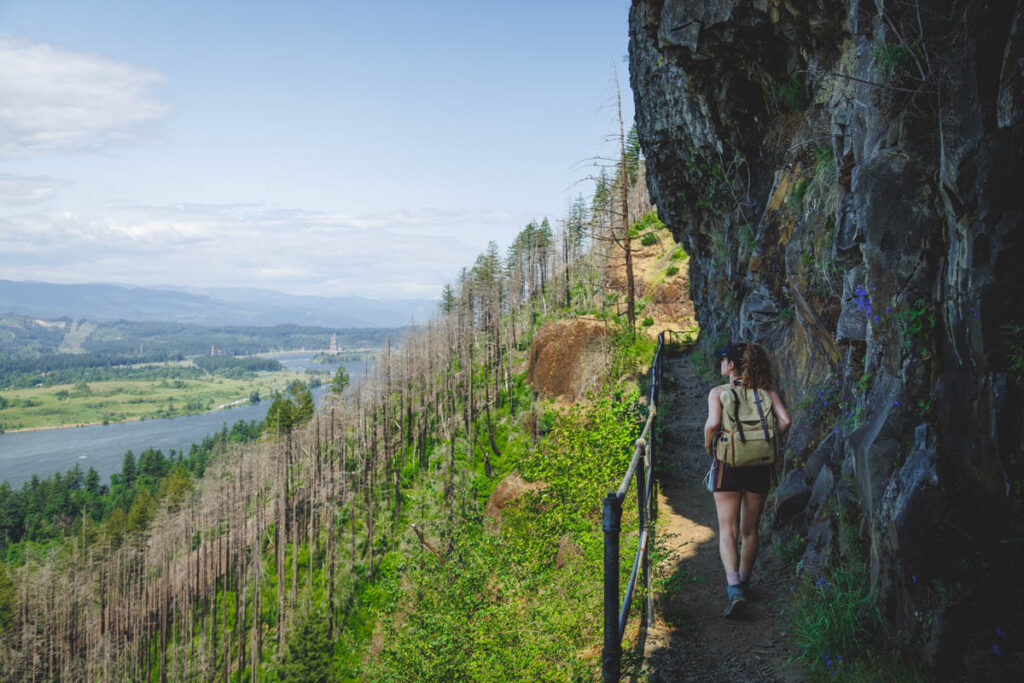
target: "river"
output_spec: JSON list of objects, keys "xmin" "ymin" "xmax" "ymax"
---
[{"xmin": 0, "ymin": 352, "xmax": 371, "ymax": 488}]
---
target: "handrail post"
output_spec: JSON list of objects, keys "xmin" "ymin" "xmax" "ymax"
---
[{"xmin": 602, "ymin": 492, "xmax": 623, "ymax": 682}]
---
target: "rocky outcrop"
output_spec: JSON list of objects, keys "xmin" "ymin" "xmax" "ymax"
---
[
  {"xmin": 630, "ymin": 0, "xmax": 1023, "ymax": 675},
  {"xmin": 485, "ymin": 473, "xmax": 545, "ymax": 521},
  {"xmin": 528, "ymin": 319, "xmax": 610, "ymax": 400}
]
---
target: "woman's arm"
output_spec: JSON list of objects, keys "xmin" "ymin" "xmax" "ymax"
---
[
  {"xmin": 769, "ymin": 390, "xmax": 791, "ymax": 435},
  {"xmin": 704, "ymin": 386, "xmax": 723, "ymax": 456}
]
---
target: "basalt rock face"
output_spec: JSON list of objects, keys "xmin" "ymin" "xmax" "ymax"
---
[{"xmin": 630, "ymin": 0, "xmax": 1023, "ymax": 674}]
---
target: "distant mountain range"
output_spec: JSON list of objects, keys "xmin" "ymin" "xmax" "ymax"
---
[{"xmin": 0, "ymin": 280, "xmax": 435, "ymax": 329}]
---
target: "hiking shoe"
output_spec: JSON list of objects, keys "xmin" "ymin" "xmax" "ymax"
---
[
  {"xmin": 723, "ymin": 584, "xmax": 746, "ymax": 618},
  {"xmin": 740, "ymin": 579, "xmax": 751, "ymax": 600}
]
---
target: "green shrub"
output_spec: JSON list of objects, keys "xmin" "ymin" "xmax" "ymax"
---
[
  {"xmin": 642, "ymin": 316, "xmax": 655, "ymax": 327},
  {"xmin": 873, "ymin": 43, "xmax": 914, "ymax": 77},
  {"xmin": 670, "ymin": 247, "xmax": 687, "ymax": 261},
  {"xmin": 665, "ymin": 266, "xmax": 679, "ymax": 277},
  {"xmin": 771, "ymin": 534, "xmax": 806, "ymax": 566},
  {"xmin": 632, "ymin": 211, "xmax": 665, "ymax": 234},
  {"xmin": 273, "ymin": 601, "xmax": 334, "ymax": 682},
  {"xmin": 810, "ymin": 143, "xmax": 834, "ymax": 174},
  {"xmin": 792, "ymin": 566, "xmax": 883, "ymax": 677},
  {"xmin": 788, "ymin": 178, "xmax": 810, "ymax": 210},
  {"xmin": 776, "ymin": 74, "xmax": 808, "ymax": 111},
  {"xmin": 641, "ymin": 233, "xmax": 658, "ymax": 246},
  {"xmin": 896, "ymin": 298, "xmax": 935, "ymax": 351}
]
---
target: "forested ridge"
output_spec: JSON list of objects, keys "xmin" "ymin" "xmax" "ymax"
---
[
  {"xmin": 0, "ymin": 319, "xmax": 395, "ymax": 388},
  {"xmin": 0, "ymin": 419, "xmax": 264, "ymax": 565},
  {"xmin": 0, "ymin": 127, "xmax": 678, "ymax": 680}
]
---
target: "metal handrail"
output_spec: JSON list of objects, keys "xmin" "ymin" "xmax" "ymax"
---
[{"xmin": 602, "ymin": 332, "xmax": 663, "ymax": 682}]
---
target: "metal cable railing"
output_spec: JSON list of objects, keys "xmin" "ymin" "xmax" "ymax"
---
[{"xmin": 601, "ymin": 331, "xmax": 664, "ymax": 682}]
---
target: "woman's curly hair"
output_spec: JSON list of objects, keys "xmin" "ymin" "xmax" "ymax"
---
[{"xmin": 738, "ymin": 342, "xmax": 774, "ymax": 390}]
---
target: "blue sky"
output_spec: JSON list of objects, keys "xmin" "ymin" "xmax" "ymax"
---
[{"xmin": 0, "ymin": 1, "xmax": 634, "ymax": 299}]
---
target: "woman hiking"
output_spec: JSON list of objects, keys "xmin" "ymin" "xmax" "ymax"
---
[{"xmin": 704, "ymin": 342, "xmax": 791, "ymax": 617}]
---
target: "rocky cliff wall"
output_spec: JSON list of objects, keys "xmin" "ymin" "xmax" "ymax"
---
[{"xmin": 630, "ymin": 0, "xmax": 1023, "ymax": 674}]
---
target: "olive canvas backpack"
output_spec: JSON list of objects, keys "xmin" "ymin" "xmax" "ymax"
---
[{"xmin": 714, "ymin": 384, "xmax": 777, "ymax": 468}]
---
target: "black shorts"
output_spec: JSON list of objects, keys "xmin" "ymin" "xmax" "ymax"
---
[{"xmin": 711, "ymin": 459, "xmax": 772, "ymax": 495}]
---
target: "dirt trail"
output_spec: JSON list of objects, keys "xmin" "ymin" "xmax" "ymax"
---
[{"xmin": 634, "ymin": 351, "xmax": 807, "ymax": 682}]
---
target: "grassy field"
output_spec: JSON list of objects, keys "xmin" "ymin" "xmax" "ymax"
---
[{"xmin": 0, "ymin": 368, "xmax": 325, "ymax": 432}]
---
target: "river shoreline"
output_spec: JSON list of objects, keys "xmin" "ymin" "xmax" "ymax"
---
[
  {"xmin": 1, "ymin": 399, "xmax": 260, "ymax": 435},
  {"xmin": 0, "ymin": 356, "xmax": 368, "ymax": 488}
]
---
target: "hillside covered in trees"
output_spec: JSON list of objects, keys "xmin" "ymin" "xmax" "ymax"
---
[{"xmin": 0, "ymin": 121, "xmax": 689, "ymax": 679}]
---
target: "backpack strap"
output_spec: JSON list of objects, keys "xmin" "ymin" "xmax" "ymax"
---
[
  {"xmin": 729, "ymin": 389, "xmax": 746, "ymax": 443},
  {"xmin": 752, "ymin": 389, "xmax": 771, "ymax": 441}
]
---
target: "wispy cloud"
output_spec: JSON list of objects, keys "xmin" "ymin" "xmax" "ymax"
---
[
  {"xmin": 0, "ymin": 37, "xmax": 168, "ymax": 156},
  {"xmin": 0, "ymin": 173, "xmax": 68, "ymax": 204},
  {"xmin": 0, "ymin": 203, "xmax": 529, "ymax": 298}
]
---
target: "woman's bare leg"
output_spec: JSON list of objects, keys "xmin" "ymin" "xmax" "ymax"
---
[
  {"xmin": 713, "ymin": 491, "xmax": 742, "ymax": 575},
  {"xmin": 739, "ymin": 490, "xmax": 766, "ymax": 577}
]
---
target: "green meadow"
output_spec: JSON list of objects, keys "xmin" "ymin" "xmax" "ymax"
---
[{"xmin": 0, "ymin": 367, "xmax": 322, "ymax": 432}]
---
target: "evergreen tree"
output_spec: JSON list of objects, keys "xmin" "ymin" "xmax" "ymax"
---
[
  {"xmin": 329, "ymin": 366, "xmax": 350, "ymax": 395},
  {"xmin": 0, "ymin": 562, "xmax": 15, "ymax": 634},
  {"xmin": 264, "ymin": 381, "xmax": 315, "ymax": 435},
  {"xmin": 439, "ymin": 283, "xmax": 456, "ymax": 313},
  {"xmin": 274, "ymin": 603, "xmax": 334, "ymax": 683},
  {"xmin": 0, "ymin": 482, "xmax": 22, "ymax": 550},
  {"xmin": 568, "ymin": 193, "xmax": 589, "ymax": 249},
  {"xmin": 289, "ymin": 381, "xmax": 315, "ymax": 426},
  {"xmin": 105, "ymin": 507, "xmax": 128, "ymax": 544},
  {"xmin": 127, "ymin": 488, "xmax": 156, "ymax": 534},
  {"xmin": 120, "ymin": 451, "xmax": 137, "ymax": 487},
  {"xmin": 592, "ymin": 167, "xmax": 611, "ymax": 225},
  {"xmin": 625, "ymin": 123, "xmax": 641, "ymax": 184},
  {"xmin": 137, "ymin": 448, "xmax": 168, "ymax": 480},
  {"xmin": 265, "ymin": 393, "xmax": 296, "ymax": 435},
  {"xmin": 84, "ymin": 467, "xmax": 101, "ymax": 496}
]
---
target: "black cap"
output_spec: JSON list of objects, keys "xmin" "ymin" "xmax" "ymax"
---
[{"xmin": 715, "ymin": 342, "xmax": 746, "ymax": 364}]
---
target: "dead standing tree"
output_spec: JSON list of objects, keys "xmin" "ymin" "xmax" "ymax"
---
[{"xmin": 584, "ymin": 75, "xmax": 653, "ymax": 336}]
